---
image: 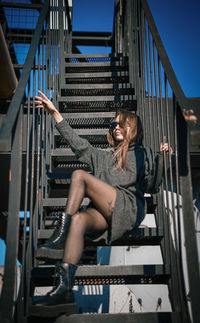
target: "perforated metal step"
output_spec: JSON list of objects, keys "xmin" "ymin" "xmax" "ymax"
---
[
  {"xmin": 41, "ymin": 196, "xmax": 156, "ymax": 214},
  {"xmin": 65, "ymin": 64, "xmax": 129, "ymax": 74},
  {"xmin": 32, "ymin": 264, "xmax": 170, "ymax": 287},
  {"xmin": 65, "ymin": 74, "xmax": 129, "ymax": 84},
  {"xmin": 58, "ymin": 99, "xmax": 137, "ymax": 113},
  {"xmin": 60, "ymin": 86, "xmax": 135, "ymax": 97},
  {"xmin": 64, "ymin": 53, "xmax": 127, "ymax": 63},
  {"xmin": 57, "ymin": 116, "xmax": 112, "ymax": 129},
  {"xmin": 36, "ymin": 227, "xmax": 163, "ymax": 261},
  {"xmin": 54, "ymin": 312, "xmax": 182, "ymax": 323}
]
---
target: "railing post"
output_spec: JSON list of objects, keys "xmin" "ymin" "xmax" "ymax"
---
[
  {"xmin": 0, "ymin": 107, "xmax": 23, "ymax": 322},
  {"xmin": 58, "ymin": 0, "xmax": 65, "ymax": 85},
  {"xmin": 177, "ymin": 107, "xmax": 200, "ymax": 323}
]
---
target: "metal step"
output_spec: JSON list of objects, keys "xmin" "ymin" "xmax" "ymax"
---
[
  {"xmin": 29, "ymin": 302, "xmax": 76, "ymax": 318},
  {"xmin": 59, "ymin": 95, "xmax": 135, "ymax": 102},
  {"xmin": 42, "ymin": 196, "xmax": 156, "ymax": 212},
  {"xmin": 43, "ymin": 197, "xmax": 90, "ymax": 208},
  {"xmin": 52, "ymin": 148, "xmax": 108, "ymax": 157},
  {"xmin": 55, "ymin": 134, "xmax": 109, "ymax": 150},
  {"xmin": 32, "ymin": 264, "xmax": 170, "ymax": 287},
  {"xmin": 36, "ymin": 227, "xmax": 163, "ymax": 261},
  {"xmin": 54, "ymin": 312, "xmax": 182, "ymax": 322},
  {"xmin": 65, "ymin": 61, "xmax": 128, "ymax": 68},
  {"xmin": 51, "ymin": 160, "xmax": 90, "ymax": 172},
  {"xmin": 60, "ymin": 112, "xmax": 116, "ymax": 118},
  {"xmin": 65, "ymin": 65, "xmax": 129, "ymax": 74},
  {"xmin": 65, "ymin": 74, "xmax": 129, "ymax": 85},
  {"xmin": 55, "ymin": 116, "xmax": 113, "ymax": 129},
  {"xmin": 65, "ymin": 71, "xmax": 129, "ymax": 78},
  {"xmin": 61, "ymin": 83, "xmax": 133, "ymax": 89},
  {"xmin": 60, "ymin": 87, "xmax": 135, "ymax": 98},
  {"xmin": 28, "ymin": 307, "xmax": 181, "ymax": 321},
  {"xmin": 55, "ymin": 128, "xmax": 107, "ymax": 135},
  {"xmin": 58, "ymin": 99, "xmax": 137, "ymax": 113},
  {"xmin": 64, "ymin": 53, "xmax": 126, "ymax": 60}
]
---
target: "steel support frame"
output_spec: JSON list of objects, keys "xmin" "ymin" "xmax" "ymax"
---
[{"xmin": 0, "ymin": 107, "xmax": 23, "ymax": 322}]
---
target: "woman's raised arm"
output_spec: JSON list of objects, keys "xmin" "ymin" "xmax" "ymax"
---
[{"xmin": 35, "ymin": 90, "xmax": 63, "ymax": 124}]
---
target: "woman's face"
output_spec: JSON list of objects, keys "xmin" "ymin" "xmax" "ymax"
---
[{"xmin": 112, "ymin": 115, "xmax": 130, "ymax": 142}]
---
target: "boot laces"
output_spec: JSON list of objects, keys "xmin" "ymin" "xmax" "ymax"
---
[
  {"xmin": 49, "ymin": 213, "xmax": 66, "ymax": 242},
  {"xmin": 46, "ymin": 264, "xmax": 64, "ymax": 296}
]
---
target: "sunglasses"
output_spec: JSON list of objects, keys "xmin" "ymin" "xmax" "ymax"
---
[{"xmin": 109, "ymin": 121, "xmax": 123, "ymax": 130}]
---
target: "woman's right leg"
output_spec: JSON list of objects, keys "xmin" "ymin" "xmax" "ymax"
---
[{"xmin": 63, "ymin": 208, "xmax": 108, "ymax": 265}]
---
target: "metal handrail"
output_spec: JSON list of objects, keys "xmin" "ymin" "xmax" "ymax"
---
[
  {"xmin": 0, "ymin": 0, "xmax": 50, "ymax": 151},
  {"xmin": 140, "ymin": 0, "xmax": 188, "ymax": 110}
]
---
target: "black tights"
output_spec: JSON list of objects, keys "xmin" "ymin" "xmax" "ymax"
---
[{"xmin": 63, "ymin": 170, "xmax": 117, "ymax": 265}]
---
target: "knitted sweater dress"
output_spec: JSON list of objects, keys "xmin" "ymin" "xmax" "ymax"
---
[{"xmin": 56, "ymin": 120, "xmax": 164, "ymax": 244}]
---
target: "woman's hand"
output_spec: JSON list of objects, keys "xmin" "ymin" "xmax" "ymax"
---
[
  {"xmin": 35, "ymin": 90, "xmax": 63, "ymax": 123},
  {"xmin": 160, "ymin": 138, "xmax": 173, "ymax": 154}
]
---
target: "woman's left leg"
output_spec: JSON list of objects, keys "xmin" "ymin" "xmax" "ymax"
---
[
  {"xmin": 37, "ymin": 170, "xmax": 116, "ymax": 256},
  {"xmin": 66, "ymin": 169, "xmax": 117, "ymax": 221}
]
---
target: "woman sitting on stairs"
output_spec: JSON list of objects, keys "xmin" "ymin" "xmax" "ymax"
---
[{"xmin": 34, "ymin": 90, "xmax": 170, "ymax": 307}]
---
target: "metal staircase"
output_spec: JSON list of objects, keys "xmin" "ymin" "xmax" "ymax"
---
[
  {"xmin": 26, "ymin": 52, "xmax": 184, "ymax": 321},
  {"xmin": 0, "ymin": 0, "xmax": 200, "ymax": 322}
]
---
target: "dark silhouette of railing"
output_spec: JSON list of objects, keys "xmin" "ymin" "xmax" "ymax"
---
[{"xmin": 113, "ymin": 0, "xmax": 200, "ymax": 322}]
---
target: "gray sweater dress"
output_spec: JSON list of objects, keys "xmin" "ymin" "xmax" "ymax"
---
[{"xmin": 56, "ymin": 120, "xmax": 164, "ymax": 244}]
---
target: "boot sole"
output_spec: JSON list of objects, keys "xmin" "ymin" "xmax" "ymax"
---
[{"xmin": 36, "ymin": 247, "xmax": 64, "ymax": 260}]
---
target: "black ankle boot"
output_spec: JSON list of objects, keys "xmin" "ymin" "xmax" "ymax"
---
[
  {"xmin": 34, "ymin": 263, "xmax": 77, "ymax": 306},
  {"xmin": 39, "ymin": 212, "xmax": 71, "ymax": 251}
]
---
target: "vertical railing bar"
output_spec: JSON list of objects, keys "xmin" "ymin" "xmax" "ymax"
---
[
  {"xmin": 48, "ymin": 3, "xmax": 53, "ymax": 170},
  {"xmin": 147, "ymin": 26, "xmax": 155, "ymax": 149},
  {"xmin": 33, "ymin": 47, "xmax": 41, "ymax": 268},
  {"xmin": 25, "ymin": 65, "xmax": 36, "ymax": 308},
  {"xmin": 32, "ymin": 56, "xmax": 37, "ymax": 259},
  {"xmin": 151, "ymin": 42, "xmax": 161, "ymax": 233},
  {"xmin": 135, "ymin": 0, "xmax": 141, "ymax": 111},
  {"xmin": 47, "ymin": 12, "xmax": 51, "ymax": 172},
  {"xmin": 140, "ymin": 7, "xmax": 146, "ymax": 133},
  {"xmin": 40, "ymin": 29, "xmax": 45, "ymax": 229},
  {"xmin": 52, "ymin": 0, "xmax": 56, "ymax": 151},
  {"xmin": 21, "ymin": 80, "xmax": 31, "ymax": 317},
  {"xmin": 144, "ymin": 16, "xmax": 151, "ymax": 146},
  {"xmin": 152, "ymin": 41, "xmax": 160, "ymax": 150},
  {"xmin": 157, "ymin": 58, "xmax": 167, "ymax": 250},
  {"xmin": 25, "ymin": 66, "xmax": 36, "ymax": 317},
  {"xmin": 37, "ymin": 30, "xmax": 42, "ymax": 236},
  {"xmin": 173, "ymin": 97, "xmax": 183, "ymax": 265},
  {"xmin": 44, "ymin": 18, "xmax": 49, "ymax": 199}
]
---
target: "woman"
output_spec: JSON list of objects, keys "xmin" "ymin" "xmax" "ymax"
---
[{"xmin": 34, "ymin": 90, "xmax": 169, "ymax": 306}]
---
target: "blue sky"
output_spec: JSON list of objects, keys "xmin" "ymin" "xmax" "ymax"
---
[{"xmin": 73, "ymin": 0, "xmax": 200, "ymax": 98}]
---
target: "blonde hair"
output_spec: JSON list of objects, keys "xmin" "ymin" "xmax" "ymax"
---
[{"xmin": 107, "ymin": 111, "xmax": 143, "ymax": 170}]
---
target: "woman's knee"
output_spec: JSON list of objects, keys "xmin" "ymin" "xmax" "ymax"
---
[
  {"xmin": 70, "ymin": 212, "xmax": 88, "ymax": 232},
  {"xmin": 71, "ymin": 169, "xmax": 87, "ymax": 184}
]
